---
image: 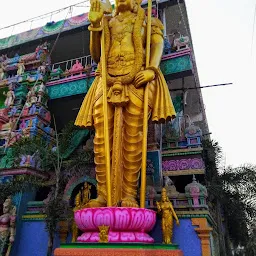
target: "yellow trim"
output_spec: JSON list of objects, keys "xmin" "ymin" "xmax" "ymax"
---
[
  {"xmin": 163, "ymin": 169, "xmax": 205, "ymax": 176},
  {"xmin": 177, "ymin": 210, "xmax": 210, "ymax": 215},
  {"xmin": 162, "ymin": 147, "xmax": 203, "ymax": 154},
  {"xmin": 22, "ymin": 214, "xmax": 46, "ymax": 219}
]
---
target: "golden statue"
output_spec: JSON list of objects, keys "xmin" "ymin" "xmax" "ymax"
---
[
  {"xmin": 81, "ymin": 182, "xmax": 91, "ymax": 207},
  {"xmin": 71, "ymin": 220, "xmax": 78, "ymax": 243},
  {"xmin": 75, "ymin": 0, "xmax": 176, "ymax": 208},
  {"xmin": 74, "ymin": 191, "xmax": 82, "ymax": 211},
  {"xmin": 156, "ymin": 188, "xmax": 179, "ymax": 244},
  {"xmin": 72, "ymin": 183, "xmax": 92, "ymax": 242},
  {"xmin": 99, "ymin": 225, "xmax": 109, "ymax": 243},
  {"xmin": 72, "ymin": 191, "xmax": 82, "ymax": 242},
  {"xmin": 0, "ymin": 197, "xmax": 16, "ymax": 256}
]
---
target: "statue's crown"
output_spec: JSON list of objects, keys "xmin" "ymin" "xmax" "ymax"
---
[
  {"xmin": 3, "ymin": 196, "xmax": 12, "ymax": 206},
  {"xmin": 162, "ymin": 187, "xmax": 167, "ymax": 193}
]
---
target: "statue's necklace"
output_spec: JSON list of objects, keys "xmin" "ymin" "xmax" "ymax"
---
[
  {"xmin": 112, "ymin": 14, "xmax": 134, "ymax": 43},
  {"xmin": 116, "ymin": 12, "xmax": 134, "ymax": 22}
]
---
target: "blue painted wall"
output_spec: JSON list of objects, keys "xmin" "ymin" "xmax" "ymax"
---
[
  {"xmin": 14, "ymin": 221, "xmax": 49, "ymax": 256},
  {"xmin": 173, "ymin": 219, "xmax": 201, "ymax": 256},
  {"xmin": 151, "ymin": 217, "xmax": 201, "ymax": 256},
  {"xmin": 13, "ymin": 221, "xmax": 63, "ymax": 256},
  {"xmin": 11, "ymin": 192, "xmax": 36, "ymax": 256},
  {"xmin": 15, "ymin": 217, "xmax": 201, "ymax": 256}
]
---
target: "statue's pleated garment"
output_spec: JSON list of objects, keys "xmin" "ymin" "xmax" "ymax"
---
[
  {"xmin": 75, "ymin": 69, "xmax": 176, "ymax": 128},
  {"xmin": 75, "ymin": 69, "xmax": 176, "ymax": 203}
]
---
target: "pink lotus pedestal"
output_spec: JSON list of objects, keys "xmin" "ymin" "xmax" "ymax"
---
[{"xmin": 74, "ymin": 207, "xmax": 156, "ymax": 243}]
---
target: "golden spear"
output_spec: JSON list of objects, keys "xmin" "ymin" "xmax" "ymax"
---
[
  {"xmin": 140, "ymin": 0, "xmax": 152, "ymax": 208},
  {"xmin": 99, "ymin": 0, "xmax": 112, "ymax": 206}
]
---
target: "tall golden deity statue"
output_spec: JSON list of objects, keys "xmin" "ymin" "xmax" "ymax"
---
[
  {"xmin": 156, "ymin": 188, "xmax": 179, "ymax": 244},
  {"xmin": 75, "ymin": 0, "xmax": 176, "ymax": 208}
]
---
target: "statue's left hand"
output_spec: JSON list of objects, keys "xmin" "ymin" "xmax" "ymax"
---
[{"xmin": 134, "ymin": 70, "xmax": 155, "ymax": 88}]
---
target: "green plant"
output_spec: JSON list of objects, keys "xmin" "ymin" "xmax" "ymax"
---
[
  {"xmin": 203, "ymin": 140, "xmax": 256, "ymax": 254},
  {"xmin": 1, "ymin": 120, "xmax": 93, "ymax": 255},
  {"xmin": 0, "ymin": 175, "xmax": 44, "ymax": 203}
]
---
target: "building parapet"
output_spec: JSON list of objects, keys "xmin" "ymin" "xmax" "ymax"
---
[{"xmin": 46, "ymin": 49, "xmax": 192, "ymax": 99}]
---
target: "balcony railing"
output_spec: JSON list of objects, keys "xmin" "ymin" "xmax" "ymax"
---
[{"xmin": 51, "ymin": 55, "xmax": 95, "ymax": 72}]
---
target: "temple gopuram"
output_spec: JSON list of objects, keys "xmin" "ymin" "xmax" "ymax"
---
[{"xmin": 0, "ymin": 1, "xmax": 221, "ymax": 256}]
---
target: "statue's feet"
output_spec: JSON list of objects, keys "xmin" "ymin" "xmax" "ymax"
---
[
  {"xmin": 121, "ymin": 197, "xmax": 139, "ymax": 208},
  {"xmin": 86, "ymin": 196, "xmax": 107, "ymax": 208}
]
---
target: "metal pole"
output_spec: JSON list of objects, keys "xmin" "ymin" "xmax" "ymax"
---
[
  {"xmin": 101, "ymin": 18, "xmax": 112, "ymax": 206},
  {"xmin": 140, "ymin": 0, "xmax": 152, "ymax": 208}
]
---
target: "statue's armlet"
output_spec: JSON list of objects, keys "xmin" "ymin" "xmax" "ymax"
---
[{"xmin": 151, "ymin": 18, "xmax": 164, "ymax": 38}]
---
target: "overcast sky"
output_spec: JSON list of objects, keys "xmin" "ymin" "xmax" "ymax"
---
[
  {"xmin": 0, "ymin": 0, "xmax": 255, "ymax": 167},
  {"xmin": 186, "ymin": 0, "xmax": 256, "ymax": 167}
]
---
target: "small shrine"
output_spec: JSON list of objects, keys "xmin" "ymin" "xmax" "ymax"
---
[
  {"xmin": 185, "ymin": 123, "xmax": 202, "ymax": 148},
  {"xmin": 185, "ymin": 175, "xmax": 208, "ymax": 209}
]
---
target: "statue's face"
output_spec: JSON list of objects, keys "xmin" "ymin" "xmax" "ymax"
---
[
  {"xmin": 161, "ymin": 192, "xmax": 167, "ymax": 202},
  {"xmin": 3, "ymin": 204, "xmax": 10, "ymax": 214},
  {"xmin": 116, "ymin": 0, "xmax": 134, "ymax": 13}
]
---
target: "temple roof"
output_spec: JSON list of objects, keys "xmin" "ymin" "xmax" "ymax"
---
[
  {"xmin": 0, "ymin": 0, "xmax": 173, "ymax": 51},
  {"xmin": 0, "ymin": 13, "xmax": 89, "ymax": 51}
]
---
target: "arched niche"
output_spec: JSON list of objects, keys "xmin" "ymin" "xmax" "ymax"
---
[{"xmin": 63, "ymin": 175, "xmax": 97, "ymax": 204}]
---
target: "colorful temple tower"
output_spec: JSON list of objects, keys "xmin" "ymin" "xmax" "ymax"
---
[{"xmin": 0, "ymin": 1, "xmax": 219, "ymax": 256}]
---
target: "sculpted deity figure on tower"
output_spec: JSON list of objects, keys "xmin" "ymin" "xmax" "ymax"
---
[
  {"xmin": 3, "ymin": 84, "xmax": 15, "ymax": 108},
  {"xmin": 75, "ymin": 0, "xmax": 176, "ymax": 208},
  {"xmin": 0, "ymin": 197, "xmax": 16, "ymax": 255}
]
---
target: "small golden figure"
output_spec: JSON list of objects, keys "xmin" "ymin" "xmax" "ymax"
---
[
  {"xmin": 71, "ymin": 183, "xmax": 92, "ymax": 242},
  {"xmin": 99, "ymin": 225, "xmax": 109, "ymax": 243},
  {"xmin": 71, "ymin": 221, "xmax": 79, "ymax": 243},
  {"xmin": 72, "ymin": 191, "xmax": 82, "ymax": 242},
  {"xmin": 81, "ymin": 182, "xmax": 91, "ymax": 207},
  {"xmin": 156, "ymin": 188, "xmax": 179, "ymax": 244},
  {"xmin": 74, "ymin": 190, "xmax": 82, "ymax": 211}
]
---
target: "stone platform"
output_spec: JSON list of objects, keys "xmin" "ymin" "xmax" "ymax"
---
[{"xmin": 54, "ymin": 243, "xmax": 183, "ymax": 256}]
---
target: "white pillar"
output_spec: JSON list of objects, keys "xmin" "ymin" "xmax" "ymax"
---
[{"xmin": 162, "ymin": 8, "xmax": 167, "ymax": 37}]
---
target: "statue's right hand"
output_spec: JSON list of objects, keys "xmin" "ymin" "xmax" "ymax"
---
[{"xmin": 89, "ymin": 0, "xmax": 103, "ymax": 27}]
